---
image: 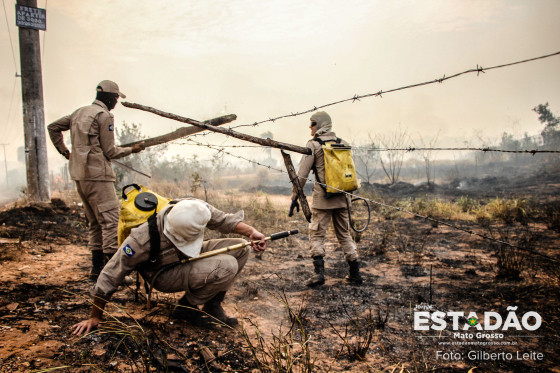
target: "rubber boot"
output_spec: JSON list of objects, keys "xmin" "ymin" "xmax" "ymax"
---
[
  {"xmin": 346, "ymin": 260, "xmax": 363, "ymax": 285},
  {"xmin": 305, "ymin": 256, "xmax": 325, "ymax": 287},
  {"xmin": 202, "ymin": 292, "xmax": 238, "ymax": 326},
  {"xmin": 171, "ymin": 295, "xmax": 204, "ymax": 325},
  {"xmin": 89, "ymin": 250, "xmax": 105, "ymax": 282}
]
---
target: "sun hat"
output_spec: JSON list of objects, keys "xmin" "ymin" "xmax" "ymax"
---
[{"xmin": 163, "ymin": 200, "xmax": 211, "ymax": 258}]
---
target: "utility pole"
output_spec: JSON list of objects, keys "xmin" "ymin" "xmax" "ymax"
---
[
  {"xmin": 16, "ymin": 0, "xmax": 50, "ymax": 201},
  {"xmin": 0, "ymin": 144, "xmax": 8, "ymax": 187}
]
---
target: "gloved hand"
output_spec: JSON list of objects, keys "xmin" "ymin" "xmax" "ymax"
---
[
  {"xmin": 131, "ymin": 141, "xmax": 146, "ymax": 153},
  {"xmin": 288, "ymin": 199, "xmax": 300, "ymax": 217}
]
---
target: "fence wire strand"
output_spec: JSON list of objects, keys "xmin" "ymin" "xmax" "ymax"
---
[
  {"xmin": 360, "ymin": 147, "xmax": 560, "ymax": 154},
  {"xmin": 175, "ymin": 141, "xmax": 560, "ymax": 154}
]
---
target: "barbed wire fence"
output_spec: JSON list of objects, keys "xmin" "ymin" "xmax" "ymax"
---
[
  {"xmin": 136, "ymin": 51, "xmax": 560, "ymax": 262},
  {"xmin": 182, "ymin": 138, "xmax": 558, "ymax": 263}
]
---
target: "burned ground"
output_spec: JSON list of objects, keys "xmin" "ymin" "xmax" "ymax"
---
[{"xmin": 0, "ymin": 184, "xmax": 559, "ymax": 372}]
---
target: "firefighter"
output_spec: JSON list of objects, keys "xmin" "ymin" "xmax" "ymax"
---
[
  {"xmin": 48, "ymin": 80, "xmax": 145, "ymax": 281},
  {"xmin": 72, "ymin": 199, "xmax": 267, "ymax": 335},
  {"xmin": 289, "ymin": 111, "xmax": 363, "ymax": 287}
]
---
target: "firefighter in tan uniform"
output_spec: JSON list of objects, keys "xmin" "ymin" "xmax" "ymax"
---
[
  {"xmin": 72, "ymin": 199, "xmax": 267, "ymax": 335},
  {"xmin": 289, "ymin": 111, "xmax": 363, "ymax": 287},
  {"xmin": 48, "ymin": 80, "xmax": 145, "ymax": 281}
]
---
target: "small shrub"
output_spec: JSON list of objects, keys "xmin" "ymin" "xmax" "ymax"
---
[
  {"xmin": 330, "ymin": 308, "xmax": 380, "ymax": 361},
  {"xmin": 241, "ymin": 286, "xmax": 314, "ymax": 373},
  {"xmin": 483, "ymin": 197, "xmax": 529, "ymax": 225},
  {"xmin": 488, "ymin": 225, "xmax": 535, "ymax": 280},
  {"xmin": 457, "ymin": 196, "xmax": 480, "ymax": 213}
]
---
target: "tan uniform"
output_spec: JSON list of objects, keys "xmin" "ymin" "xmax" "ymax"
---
[
  {"xmin": 91, "ymin": 200, "xmax": 249, "ymax": 305},
  {"xmin": 48, "ymin": 100, "xmax": 132, "ymax": 254},
  {"xmin": 292, "ymin": 131, "xmax": 358, "ymax": 261}
]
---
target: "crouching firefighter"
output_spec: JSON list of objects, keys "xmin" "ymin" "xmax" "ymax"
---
[
  {"xmin": 72, "ymin": 199, "xmax": 266, "ymax": 336},
  {"xmin": 289, "ymin": 111, "xmax": 363, "ymax": 287}
]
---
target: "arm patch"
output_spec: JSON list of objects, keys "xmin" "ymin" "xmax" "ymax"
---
[{"xmin": 123, "ymin": 244, "xmax": 135, "ymax": 257}]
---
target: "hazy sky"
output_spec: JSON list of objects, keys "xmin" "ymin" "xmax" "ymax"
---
[{"xmin": 1, "ymin": 0, "xmax": 559, "ymax": 185}]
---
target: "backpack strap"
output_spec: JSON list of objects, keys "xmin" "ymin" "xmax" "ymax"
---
[{"xmin": 147, "ymin": 200, "xmax": 178, "ymax": 264}]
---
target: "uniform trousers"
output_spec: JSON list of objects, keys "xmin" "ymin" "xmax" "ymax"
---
[
  {"xmin": 152, "ymin": 238, "xmax": 250, "ymax": 305},
  {"xmin": 309, "ymin": 207, "xmax": 358, "ymax": 261},
  {"xmin": 75, "ymin": 180, "xmax": 120, "ymax": 254}
]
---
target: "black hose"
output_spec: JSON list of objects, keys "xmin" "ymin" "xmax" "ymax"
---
[{"xmin": 346, "ymin": 195, "xmax": 371, "ymax": 233}]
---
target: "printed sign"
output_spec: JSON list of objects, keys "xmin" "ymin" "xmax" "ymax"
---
[{"xmin": 15, "ymin": 5, "xmax": 46, "ymax": 31}]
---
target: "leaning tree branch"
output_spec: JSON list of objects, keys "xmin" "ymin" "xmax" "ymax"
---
[
  {"xmin": 121, "ymin": 114, "xmax": 237, "ymax": 148},
  {"xmin": 122, "ymin": 101, "xmax": 311, "ymax": 155}
]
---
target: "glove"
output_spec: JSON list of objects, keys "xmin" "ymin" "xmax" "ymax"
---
[
  {"xmin": 131, "ymin": 141, "xmax": 146, "ymax": 153},
  {"xmin": 288, "ymin": 199, "xmax": 300, "ymax": 217}
]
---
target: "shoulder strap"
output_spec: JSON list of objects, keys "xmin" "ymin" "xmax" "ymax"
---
[
  {"xmin": 314, "ymin": 137, "xmax": 325, "ymax": 145},
  {"xmin": 147, "ymin": 201, "xmax": 160, "ymax": 264},
  {"xmin": 147, "ymin": 200, "xmax": 178, "ymax": 263},
  {"xmin": 314, "ymin": 137, "xmax": 342, "ymax": 145}
]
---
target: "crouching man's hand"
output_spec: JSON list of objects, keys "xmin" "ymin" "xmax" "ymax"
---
[
  {"xmin": 72, "ymin": 298, "xmax": 106, "ymax": 336},
  {"xmin": 234, "ymin": 222, "xmax": 267, "ymax": 252},
  {"xmin": 248, "ymin": 229, "xmax": 266, "ymax": 252},
  {"xmin": 72, "ymin": 317, "xmax": 101, "ymax": 336}
]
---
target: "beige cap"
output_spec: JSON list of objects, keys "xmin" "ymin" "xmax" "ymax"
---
[
  {"xmin": 163, "ymin": 200, "xmax": 211, "ymax": 258},
  {"xmin": 96, "ymin": 80, "xmax": 126, "ymax": 98}
]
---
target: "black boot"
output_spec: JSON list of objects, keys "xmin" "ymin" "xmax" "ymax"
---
[
  {"xmin": 346, "ymin": 260, "xmax": 363, "ymax": 285},
  {"xmin": 202, "ymin": 292, "xmax": 238, "ymax": 326},
  {"xmin": 305, "ymin": 256, "xmax": 325, "ymax": 287},
  {"xmin": 89, "ymin": 250, "xmax": 105, "ymax": 282},
  {"xmin": 172, "ymin": 295, "xmax": 204, "ymax": 325}
]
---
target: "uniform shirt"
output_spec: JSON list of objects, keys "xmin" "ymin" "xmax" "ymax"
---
[
  {"xmin": 90, "ymin": 200, "xmax": 244, "ymax": 301},
  {"xmin": 48, "ymin": 100, "xmax": 132, "ymax": 181},
  {"xmin": 292, "ymin": 131, "xmax": 349, "ymax": 209}
]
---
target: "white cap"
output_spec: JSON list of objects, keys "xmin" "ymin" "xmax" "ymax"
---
[{"xmin": 163, "ymin": 200, "xmax": 211, "ymax": 258}]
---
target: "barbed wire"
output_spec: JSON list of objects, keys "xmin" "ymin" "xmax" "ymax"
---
[
  {"xmin": 358, "ymin": 147, "xmax": 560, "ymax": 154},
  {"xmin": 174, "ymin": 141, "xmax": 265, "ymax": 149},
  {"xmin": 183, "ymin": 138, "xmax": 286, "ymax": 173},
  {"xmin": 183, "ymin": 138, "xmax": 558, "ymax": 263},
  {"xmin": 186, "ymin": 50, "xmax": 560, "ymax": 140},
  {"xmin": 174, "ymin": 141, "xmax": 560, "ymax": 155}
]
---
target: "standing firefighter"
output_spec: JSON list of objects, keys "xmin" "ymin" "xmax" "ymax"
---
[
  {"xmin": 48, "ymin": 80, "xmax": 145, "ymax": 281},
  {"xmin": 289, "ymin": 111, "xmax": 363, "ymax": 287},
  {"xmin": 72, "ymin": 199, "xmax": 267, "ymax": 335}
]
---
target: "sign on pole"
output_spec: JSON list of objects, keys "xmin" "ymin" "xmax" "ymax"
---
[{"xmin": 15, "ymin": 4, "xmax": 46, "ymax": 31}]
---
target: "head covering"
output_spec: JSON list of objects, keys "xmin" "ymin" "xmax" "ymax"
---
[
  {"xmin": 163, "ymin": 200, "xmax": 211, "ymax": 258},
  {"xmin": 310, "ymin": 111, "xmax": 332, "ymax": 136},
  {"xmin": 96, "ymin": 80, "xmax": 126, "ymax": 98}
]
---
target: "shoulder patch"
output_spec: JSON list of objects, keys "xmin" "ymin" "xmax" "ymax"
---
[
  {"xmin": 123, "ymin": 244, "xmax": 135, "ymax": 257},
  {"xmin": 108, "ymin": 124, "xmax": 114, "ymax": 131}
]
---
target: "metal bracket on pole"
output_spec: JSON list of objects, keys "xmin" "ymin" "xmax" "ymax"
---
[{"xmin": 281, "ymin": 150, "xmax": 311, "ymax": 223}]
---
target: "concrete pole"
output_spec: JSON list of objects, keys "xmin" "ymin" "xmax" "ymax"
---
[{"xmin": 17, "ymin": 0, "xmax": 50, "ymax": 201}]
